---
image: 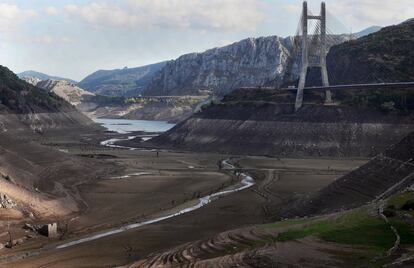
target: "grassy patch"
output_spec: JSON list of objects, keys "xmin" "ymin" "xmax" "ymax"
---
[
  {"xmin": 320, "ymin": 221, "xmax": 394, "ymax": 250},
  {"xmin": 276, "ymin": 209, "xmax": 395, "ymax": 252},
  {"xmin": 390, "ymin": 219, "xmax": 414, "ymax": 244},
  {"xmin": 387, "ymin": 191, "xmax": 414, "ymax": 208},
  {"xmin": 265, "ymin": 217, "xmax": 314, "ymax": 229}
]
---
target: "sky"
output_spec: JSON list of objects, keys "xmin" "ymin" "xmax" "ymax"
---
[{"xmin": 0, "ymin": 0, "xmax": 413, "ymax": 81}]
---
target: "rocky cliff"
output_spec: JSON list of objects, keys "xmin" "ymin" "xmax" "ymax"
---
[
  {"xmin": 146, "ymin": 86, "xmax": 414, "ymax": 157},
  {"xmin": 143, "ymin": 34, "xmax": 352, "ymax": 97},
  {"xmin": 36, "ymin": 79, "xmax": 95, "ymax": 106},
  {"xmin": 144, "ymin": 36, "xmax": 293, "ymax": 96},
  {"xmin": 21, "ymin": 76, "xmax": 41, "ymax": 86}
]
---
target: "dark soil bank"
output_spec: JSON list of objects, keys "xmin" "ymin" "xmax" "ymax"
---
[{"xmin": 146, "ymin": 87, "xmax": 414, "ymax": 157}]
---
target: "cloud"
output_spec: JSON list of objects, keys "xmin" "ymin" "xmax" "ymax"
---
[
  {"xmin": 33, "ymin": 35, "xmax": 72, "ymax": 44},
  {"xmin": 327, "ymin": 0, "xmax": 414, "ymax": 28},
  {"xmin": 283, "ymin": 0, "xmax": 414, "ymax": 30},
  {"xmin": 64, "ymin": 3, "xmax": 145, "ymax": 28},
  {"xmin": 0, "ymin": 4, "xmax": 37, "ymax": 32},
  {"xmin": 45, "ymin": 6, "xmax": 58, "ymax": 16},
  {"xmin": 282, "ymin": 4, "xmax": 301, "ymax": 14},
  {"xmin": 63, "ymin": 0, "xmax": 265, "ymax": 32}
]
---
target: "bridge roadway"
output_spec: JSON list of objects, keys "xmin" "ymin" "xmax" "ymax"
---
[
  {"xmin": 274, "ymin": 82, "xmax": 414, "ymax": 91},
  {"xmin": 288, "ymin": 82, "xmax": 414, "ymax": 91}
]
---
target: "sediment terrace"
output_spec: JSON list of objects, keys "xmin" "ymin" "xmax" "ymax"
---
[
  {"xmin": 278, "ymin": 130, "xmax": 414, "ymax": 218},
  {"xmin": 122, "ymin": 129, "xmax": 414, "ymax": 268},
  {"xmin": 2, "ymin": 140, "xmax": 361, "ymax": 267},
  {"xmin": 147, "ymin": 86, "xmax": 414, "ymax": 157}
]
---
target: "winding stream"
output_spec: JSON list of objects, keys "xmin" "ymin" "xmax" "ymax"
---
[
  {"xmin": 56, "ymin": 137, "xmax": 255, "ymax": 249},
  {"xmin": 0, "ymin": 121, "xmax": 255, "ymax": 263}
]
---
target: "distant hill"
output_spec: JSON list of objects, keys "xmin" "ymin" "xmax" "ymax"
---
[
  {"xmin": 18, "ymin": 75, "xmax": 206, "ymax": 123},
  {"xmin": 36, "ymin": 79, "xmax": 95, "ymax": 106},
  {"xmin": 0, "ymin": 65, "xmax": 94, "ymax": 133},
  {"xmin": 78, "ymin": 62, "xmax": 167, "ymax": 97},
  {"xmin": 403, "ymin": 18, "xmax": 414, "ymax": 24},
  {"xmin": 1, "ymin": 67, "xmax": 74, "ymax": 114},
  {"xmin": 20, "ymin": 76, "xmax": 42, "ymax": 86},
  {"xmin": 324, "ymin": 19, "xmax": 414, "ymax": 85},
  {"xmin": 18, "ymin": 70, "xmax": 77, "ymax": 84},
  {"xmin": 354, "ymin": 26, "xmax": 382, "ymax": 38}
]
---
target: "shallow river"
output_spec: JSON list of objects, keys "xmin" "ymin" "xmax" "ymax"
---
[
  {"xmin": 0, "ymin": 119, "xmax": 255, "ymax": 263},
  {"xmin": 56, "ymin": 120, "xmax": 256, "ymax": 249}
]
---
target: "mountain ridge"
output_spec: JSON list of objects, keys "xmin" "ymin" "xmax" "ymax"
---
[
  {"xmin": 354, "ymin": 26, "xmax": 382, "ymax": 38},
  {"xmin": 143, "ymin": 36, "xmax": 294, "ymax": 96},
  {"xmin": 78, "ymin": 61, "xmax": 167, "ymax": 97},
  {"xmin": 324, "ymin": 19, "xmax": 414, "ymax": 85},
  {"xmin": 18, "ymin": 70, "xmax": 77, "ymax": 84}
]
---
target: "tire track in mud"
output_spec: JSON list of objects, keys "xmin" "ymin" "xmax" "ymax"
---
[{"xmin": 0, "ymin": 137, "xmax": 256, "ymax": 265}]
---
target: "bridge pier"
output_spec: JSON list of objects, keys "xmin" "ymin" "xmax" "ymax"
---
[{"xmin": 295, "ymin": 1, "xmax": 331, "ymax": 111}]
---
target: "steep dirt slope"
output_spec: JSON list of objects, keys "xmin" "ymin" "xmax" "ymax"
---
[
  {"xmin": 278, "ymin": 131, "xmax": 414, "ymax": 218},
  {"xmin": 147, "ymin": 86, "xmax": 414, "ymax": 157},
  {"xmin": 0, "ymin": 65, "xmax": 107, "ymax": 220},
  {"xmin": 0, "ymin": 65, "xmax": 96, "ymax": 132}
]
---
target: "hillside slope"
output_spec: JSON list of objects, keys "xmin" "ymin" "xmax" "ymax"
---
[
  {"xmin": 143, "ymin": 34, "xmax": 350, "ymax": 97},
  {"xmin": 79, "ymin": 62, "xmax": 167, "ymax": 97},
  {"xmin": 325, "ymin": 20, "xmax": 414, "ymax": 85},
  {"xmin": 0, "ymin": 66, "xmax": 95, "ymax": 132},
  {"xmin": 279, "ymin": 130, "xmax": 414, "ymax": 218},
  {"xmin": 146, "ymin": 86, "xmax": 414, "ymax": 157},
  {"xmin": 354, "ymin": 25, "xmax": 382, "ymax": 38},
  {"xmin": 0, "ymin": 65, "xmax": 106, "ymax": 221},
  {"xmin": 143, "ymin": 36, "xmax": 292, "ymax": 96},
  {"xmin": 36, "ymin": 79, "xmax": 95, "ymax": 106},
  {"xmin": 18, "ymin": 70, "xmax": 77, "ymax": 84},
  {"xmin": 21, "ymin": 75, "xmax": 207, "ymax": 123}
]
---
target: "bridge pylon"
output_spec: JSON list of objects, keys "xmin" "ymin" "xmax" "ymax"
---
[{"xmin": 295, "ymin": 1, "xmax": 332, "ymax": 111}]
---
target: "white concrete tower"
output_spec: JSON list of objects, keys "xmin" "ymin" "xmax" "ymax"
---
[{"xmin": 295, "ymin": 1, "xmax": 331, "ymax": 111}]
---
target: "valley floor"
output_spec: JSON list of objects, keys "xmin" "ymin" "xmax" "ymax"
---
[{"xmin": 0, "ymin": 131, "xmax": 365, "ymax": 267}]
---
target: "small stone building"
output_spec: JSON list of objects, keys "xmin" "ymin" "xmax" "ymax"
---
[{"xmin": 40, "ymin": 223, "xmax": 58, "ymax": 238}]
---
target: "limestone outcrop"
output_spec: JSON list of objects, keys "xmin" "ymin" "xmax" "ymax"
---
[
  {"xmin": 0, "ymin": 193, "xmax": 16, "ymax": 209},
  {"xmin": 144, "ymin": 36, "xmax": 293, "ymax": 96}
]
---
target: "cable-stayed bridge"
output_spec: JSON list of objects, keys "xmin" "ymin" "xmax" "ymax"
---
[
  {"xmin": 282, "ymin": 1, "xmax": 409, "ymax": 111},
  {"xmin": 285, "ymin": 1, "xmax": 357, "ymax": 110}
]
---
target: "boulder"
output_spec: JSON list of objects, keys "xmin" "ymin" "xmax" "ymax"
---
[{"xmin": 0, "ymin": 193, "xmax": 17, "ymax": 209}]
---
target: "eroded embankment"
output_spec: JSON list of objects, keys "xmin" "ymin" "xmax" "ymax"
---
[
  {"xmin": 277, "ymin": 131, "xmax": 414, "ymax": 218},
  {"xmin": 147, "ymin": 87, "xmax": 414, "ymax": 157}
]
